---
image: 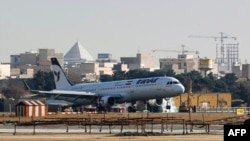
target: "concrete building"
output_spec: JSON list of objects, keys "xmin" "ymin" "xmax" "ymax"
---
[
  {"xmin": 9, "ymin": 49, "xmax": 63, "ymax": 78},
  {"xmin": 99, "ymin": 62, "xmax": 117, "ymax": 75},
  {"xmin": 232, "ymin": 63, "xmax": 242, "ymax": 77},
  {"xmin": 96, "ymin": 53, "xmax": 116, "ymax": 63},
  {"xmin": 36, "ymin": 49, "xmax": 64, "ymax": 72},
  {"xmin": 19, "ymin": 51, "xmax": 38, "ymax": 66},
  {"xmin": 67, "ymin": 61, "xmax": 117, "ymax": 82},
  {"xmin": 10, "ymin": 55, "xmax": 20, "ymax": 68},
  {"xmin": 242, "ymin": 64, "xmax": 250, "ymax": 79},
  {"xmin": 113, "ymin": 63, "xmax": 129, "ymax": 72},
  {"xmin": 67, "ymin": 62, "xmax": 100, "ymax": 83},
  {"xmin": 159, "ymin": 54, "xmax": 199, "ymax": 74},
  {"xmin": 10, "ymin": 67, "xmax": 34, "ymax": 79},
  {"xmin": 0, "ymin": 63, "xmax": 10, "ymax": 79},
  {"xmin": 120, "ymin": 53, "xmax": 156, "ymax": 71},
  {"xmin": 97, "ymin": 53, "xmax": 118, "ymax": 75}
]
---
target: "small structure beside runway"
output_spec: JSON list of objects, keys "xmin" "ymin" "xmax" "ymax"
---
[{"xmin": 15, "ymin": 100, "xmax": 48, "ymax": 117}]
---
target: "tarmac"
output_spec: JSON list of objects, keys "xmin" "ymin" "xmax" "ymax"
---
[
  {"xmin": 0, "ymin": 133, "xmax": 224, "ymax": 141},
  {"xmin": 0, "ymin": 124, "xmax": 224, "ymax": 141}
]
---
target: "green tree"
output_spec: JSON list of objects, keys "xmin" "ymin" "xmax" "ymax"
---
[
  {"xmin": 2, "ymin": 85, "xmax": 27, "ymax": 98},
  {"xmin": 112, "ymin": 71, "xmax": 127, "ymax": 81},
  {"xmin": 231, "ymin": 82, "xmax": 250, "ymax": 106},
  {"xmin": 99, "ymin": 74, "xmax": 113, "ymax": 82},
  {"xmin": 28, "ymin": 71, "xmax": 55, "ymax": 90},
  {"xmin": 220, "ymin": 73, "xmax": 237, "ymax": 90},
  {"xmin": 149, "ymin": 70, "xmax": 166, "ymax": 77},
  {"xmin": 126, "ymin": 69, "xmax": 149, "ymax": 79},
  {"xmin": 213, "ymin": 79, "xmax": 228, "ymax": 92}
]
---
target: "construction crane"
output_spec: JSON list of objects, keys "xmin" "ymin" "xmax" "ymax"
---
[
  {"xmin": 188, "ymin": 32, "xmax": 237, "ymax": 64},
  {"xmin": 152, "ymin": 45, "xmax": 199, "ymax": 55},
  {"xmin": 188, "ymin": 32, "xmax": 237, "ymax": 42}
]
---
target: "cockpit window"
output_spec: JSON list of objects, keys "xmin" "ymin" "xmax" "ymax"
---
[{"xmin": 167, "ymin": 81, "xmax": 179, "ymax": 85}]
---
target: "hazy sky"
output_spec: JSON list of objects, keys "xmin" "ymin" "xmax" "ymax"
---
[{"xmin": 1, "ymin": 0, "xmax": 250, "ymax": 65}]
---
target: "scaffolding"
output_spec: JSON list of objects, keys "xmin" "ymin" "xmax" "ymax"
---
[{"xmin": 189, "ymin": 32, "xmax": 240, "ymax": 72}]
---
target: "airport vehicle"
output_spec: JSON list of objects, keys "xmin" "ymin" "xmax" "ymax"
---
[{"xmin": 28, "ymin": 57, "xmax": 185, "ymax": 112}]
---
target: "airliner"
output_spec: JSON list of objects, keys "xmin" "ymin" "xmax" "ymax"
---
[{"xmin": 29, "ymin": 57, "xmax": 185, "ymax": 112}]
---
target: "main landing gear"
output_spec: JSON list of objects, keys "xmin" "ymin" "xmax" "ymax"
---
[{"xmin": 127, "ymin": 105, "xmax": 136, "ymax": 113}]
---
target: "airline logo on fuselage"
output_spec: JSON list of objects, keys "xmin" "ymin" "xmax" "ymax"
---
[{"xmin": 136, "ymin": 78, "xmax": 159, "ymax": 84}]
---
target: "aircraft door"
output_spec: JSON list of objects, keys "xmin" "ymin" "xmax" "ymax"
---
[
  {"xmin": 129, "ymin": 82, "xmax": 136, "ymax": 100},
  {"xmin": 157, "ymin": 81, "xmax": 162, "ymax": 91}
]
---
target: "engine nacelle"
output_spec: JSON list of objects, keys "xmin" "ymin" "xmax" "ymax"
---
[
  {"xmin": 98, "ymin": 96, "xmax": 115, "ymax": 107},
  {"xmin": 148, "ymin": 98, "xmax": 163, "ymax": 107}
]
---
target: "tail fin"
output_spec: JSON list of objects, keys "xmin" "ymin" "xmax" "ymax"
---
[{"xmin": 50, "ymin": 58, "xmax": 72, "ymax": 89}]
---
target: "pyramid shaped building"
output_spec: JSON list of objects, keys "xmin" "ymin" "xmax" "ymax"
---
[{"xmin": 64, "ymin": 41, "xmax": 94, "ymax": 65}]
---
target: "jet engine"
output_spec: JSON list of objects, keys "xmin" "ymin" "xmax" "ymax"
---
[
  {"xmin": 148, "ymin": 98, "xmax": 163, "ymax": 107},
  {"xmin": 98, "ymin": 96, "xmax": 115, "ymax": 107}
]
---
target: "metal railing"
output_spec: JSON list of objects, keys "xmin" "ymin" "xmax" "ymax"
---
[{"xmin": 195, "ymin": 107, "xmax": 250, "ymax": 115}]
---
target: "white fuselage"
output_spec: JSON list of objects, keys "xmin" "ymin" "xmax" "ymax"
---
[{"xmin": 55, "ymin": 77, "xmax": 185, "ymax": 105}]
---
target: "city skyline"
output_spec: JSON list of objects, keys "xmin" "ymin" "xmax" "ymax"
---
[{"xmin": 1, "ymin": 0, "xmax": 250, "ymax": 64}]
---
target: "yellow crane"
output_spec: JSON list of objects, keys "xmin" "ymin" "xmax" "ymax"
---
[{"xmin": 179, "ymin": 79, "xmax": 193, "ymax": 112}]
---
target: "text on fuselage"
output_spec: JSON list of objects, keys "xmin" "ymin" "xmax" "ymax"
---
[{"xmin": 136, "ymin": 78, "xmax": 159, "ymax": 84}]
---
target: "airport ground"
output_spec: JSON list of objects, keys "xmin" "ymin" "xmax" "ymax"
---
[
  {"xmin": 0, "ymin": 133, "xmax": 223, "ymax": 141},
  {"xmin": 1, "ymin": 112, "xmax": 248, "ymax": 141},
  {"xmin": 0, "ymin": 123, "xmax": 224, "ymax": 141}
]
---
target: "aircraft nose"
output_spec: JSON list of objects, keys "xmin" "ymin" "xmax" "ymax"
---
[
  {"xmin": 181, "ymin": 84, "xmax": 185, "ymax": 93},
  {"xmin": 178, "ymin": 84, "xmax": 185, "ymax": 94}
]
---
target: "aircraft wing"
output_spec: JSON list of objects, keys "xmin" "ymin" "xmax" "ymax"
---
[{"xmin": 37, "ymin": 90, "xmax": 96, "ymax": 96}]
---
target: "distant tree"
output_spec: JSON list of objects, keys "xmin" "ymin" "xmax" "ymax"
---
[
  {"xmin": 213, "ymin": 79, "xmax": 228, "ymax": 92},
  {"xmin": 164, "ymin": 69, "xmax": 176, "ymax": 77},
  {"xmin": 126, "ymin": 69, "xmax": 149, "ymax": 79},
  {"xmin": 176, "ymin": 71, "xmax": 203, "ymax": 93},
  {"xmin": 99, "ymin": 74, "xmax": 113, "ymax": 82},
  {"xmin": 220, "ymin": 73, "xmax": 237, "ymax": 89},
  {"xmin": 2, "ymin": 85, "xmax": 27, "ymax": 98},
  {"xmin": 28, "ymin": 71, "xmax": 55, "ymax": 90},
  {"xmin": 231, "ymin": 82, "xmax": 250, "ymax": 106},
  {"xmin": 112, "ymin": 71, "xmax": 127, "ymax": 80},
  {"xmin": 149, "ymin": 70, "xmax": 166, "ymax": 77},
  {"xmin": 207, "ymin": 72, "xmax": 215, "ymax": 80},
  {"xmin": 194, "ymin": 77, "xmax": 214, "ymax": 93}
]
